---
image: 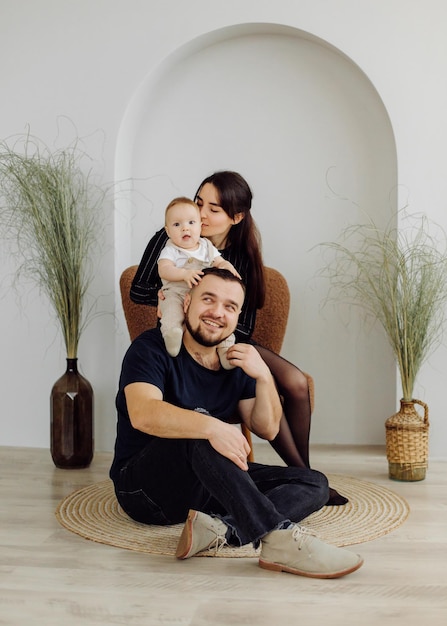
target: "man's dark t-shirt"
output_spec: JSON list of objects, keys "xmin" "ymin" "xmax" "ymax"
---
[{"xmin": 110, "ymin": 328, "xmax": 256, "ymax": 482}]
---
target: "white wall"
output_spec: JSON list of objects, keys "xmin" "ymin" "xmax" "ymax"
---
[
  {"xmin": 1, "ymin": 0, "xmax": 447, "ymax": 459},
  {"xmin": 116, "ymin": 23, "xmax": 398, "ymax": 449}
]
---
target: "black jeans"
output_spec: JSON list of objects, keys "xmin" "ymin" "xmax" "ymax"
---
[{"xmin": 114, "ymin": 438, "xmax": 328, "ymax": 547}]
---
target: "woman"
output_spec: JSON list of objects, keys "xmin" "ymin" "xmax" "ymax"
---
[{"xmin": 130, "ymin": 171, "xmax": 347, "ymax": 505}]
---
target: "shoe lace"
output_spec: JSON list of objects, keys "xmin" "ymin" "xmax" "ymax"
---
[
  {"xmin": 206, "ymin": 534, "xmax": 228, "ymax": 555},
  {"xmin": 291, "ymin": 525, "xmax": 316, "ymax": 550}
]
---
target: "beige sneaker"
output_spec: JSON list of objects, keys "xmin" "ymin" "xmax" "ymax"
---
[
  {"xmin": 176, "ymin": 510, "xmax": 228, "ymax": 559},
  {"xmin": 259, "ymin": 525, "xmax": 363, "ymax": 579}
]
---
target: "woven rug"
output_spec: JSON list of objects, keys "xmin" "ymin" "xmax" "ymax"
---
[{"xmin": 55, "ymin": 474, "xmax": 409, "ymax": 558}]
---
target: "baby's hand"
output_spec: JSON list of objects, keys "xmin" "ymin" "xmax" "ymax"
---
[{"xmin": 183, "ymin": 269, "xmax": 204, "ymax": 288}]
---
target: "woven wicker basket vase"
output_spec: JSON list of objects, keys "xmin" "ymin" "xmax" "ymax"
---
[{"xmin": 385, "ymin": 399, "xmax": 429, "ymax": 481}]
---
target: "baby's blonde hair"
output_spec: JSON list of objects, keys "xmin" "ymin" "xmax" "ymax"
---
[{"xmin": 165, "ymin": 196, "xmax": 199, "ymax": 224}]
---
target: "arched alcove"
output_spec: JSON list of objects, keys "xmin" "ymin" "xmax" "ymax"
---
[{"xmin": 115, "ymin": 23, "xmax": 397, "ymax": 445}]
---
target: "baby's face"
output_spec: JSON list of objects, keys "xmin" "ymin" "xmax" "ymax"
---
[{"xmin": 165, "ymin": 203, "xmax": 202, "ymax": 249}]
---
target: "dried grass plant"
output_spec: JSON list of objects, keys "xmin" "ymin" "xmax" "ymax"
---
[
  {"xmin": 319, "ymin": 211, "xmax": 447, "ymax": 401},
  {"xmin": 0, "ymin": 133, "xmax": 106, "ymax": 358}
]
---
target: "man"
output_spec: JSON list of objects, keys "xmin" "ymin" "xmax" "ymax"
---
[{"xmin": 110, "ymin": 268, "xmax": 363, "ymax": 578}]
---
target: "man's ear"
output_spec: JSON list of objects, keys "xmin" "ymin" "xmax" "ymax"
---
[
  {"xmin": 183, "ymin": 292, "xmax": 191, "ymax": 314},
  {"xmin": 232, "ymin": 212, "xmax": 244, "ymax": 225}
]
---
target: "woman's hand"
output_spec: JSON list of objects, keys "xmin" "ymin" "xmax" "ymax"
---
[{"xmin": 214, "ymin": 258, "xmax": 241, "ymax": 279}]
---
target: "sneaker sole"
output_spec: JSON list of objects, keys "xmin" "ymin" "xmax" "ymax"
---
[
  {"xmin": 175, "ymin": 510, "xmax": 199, "ymax": 559},
  {"xmin": 258, "ymin": 556, "xmax": 364, "ymax": 579}
]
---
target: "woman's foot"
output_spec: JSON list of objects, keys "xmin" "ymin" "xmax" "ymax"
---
[{"xmin": 326, "ymin": 487, "xmax": 349, "ymax": 506}]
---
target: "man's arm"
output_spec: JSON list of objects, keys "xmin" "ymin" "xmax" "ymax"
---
[
  {"xmin": 125, "ymin": 382, "xmax": 251, "ymax": 470},
  {"xmin": 227, "ymin": 344, "xmax": 282, "ymax": 441}
]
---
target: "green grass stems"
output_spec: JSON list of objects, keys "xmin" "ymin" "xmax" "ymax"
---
[
  {"xmin": 0, "ymin": 134, "xmax": 105, "ymax": 358},
  {"xmin": 320, "ymin": 212, "xmax": 447, "ymax": 400}
]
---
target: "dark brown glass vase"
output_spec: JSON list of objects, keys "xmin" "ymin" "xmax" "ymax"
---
[{"xmin": 50, "ymin": 358, "xmax": 94, "ymax": 469}]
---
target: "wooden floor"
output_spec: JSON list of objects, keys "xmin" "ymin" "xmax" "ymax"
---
[{"xmin": 1, "ymin": 444, "xmax": 446, "ymax": 625}]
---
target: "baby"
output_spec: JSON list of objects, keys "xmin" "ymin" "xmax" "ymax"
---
[{"xmin": 157, "ymin": 196, "xmax": 240, "ymax": 367}]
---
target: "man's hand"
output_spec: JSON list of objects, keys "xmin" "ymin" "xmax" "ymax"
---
[
  {"xmin": 157, "ymin": 288, "xmax": 165, "ymax": 318},
  {"xmin": 229, "ymin": 344, "xmax": 283, "ymax": 442},
  {"xmin": 126, "ymin": 383, "xmax": 251, "ymax": 469},
  {"xmin": 225, "ymin": 343, "xmax": 271, "ymax": 381},
  {"xmin": 207, "ymin": 419, "xmax": 251, "ymax": 471}
]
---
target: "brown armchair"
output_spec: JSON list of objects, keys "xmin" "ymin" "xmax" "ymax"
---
[{"xmin": 119, "ymin": 265, "xmax": 314, "ymax": 461}]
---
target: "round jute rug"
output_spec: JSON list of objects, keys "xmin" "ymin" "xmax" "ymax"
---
[{"xmin": 55, "ymin": 474, "xmax": 409, "ymax": 558}]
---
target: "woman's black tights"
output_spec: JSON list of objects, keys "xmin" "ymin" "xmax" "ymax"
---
[{"xmin": 254, "ymin": 345, "xmax": 348, "ymax": 506}]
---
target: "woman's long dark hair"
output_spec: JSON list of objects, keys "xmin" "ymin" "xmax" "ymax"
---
[{"xmin": 195, "ymin": 171, "xmax": 265, "ymax": 310}]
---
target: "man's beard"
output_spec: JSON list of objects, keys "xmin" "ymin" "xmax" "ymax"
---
[{"xmin": 184, "ymin": 312, "xmax": 230, "ymax": 347}]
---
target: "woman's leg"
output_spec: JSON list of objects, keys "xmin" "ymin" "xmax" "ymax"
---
[
  {"xmin": 254, "ymin": 345, "xmax": 348, "ymax": 506},
  {"xmin": 255, "ymin": 345, "xmax": 311, "ymax": 467}
]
